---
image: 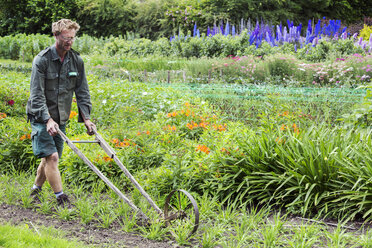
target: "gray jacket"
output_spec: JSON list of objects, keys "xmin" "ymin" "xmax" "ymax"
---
[{"xmin": 26, "ymin": 45, "xmax": 92, "ymax": 125}]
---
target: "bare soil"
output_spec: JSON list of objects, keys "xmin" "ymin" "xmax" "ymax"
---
[
  {"xmin": 0, "ymin": 202, "xmax": 183, "ymax": 248},
  {"xmin": 2, "ymin": 200, "xmax": 371, "ymax": 248}
]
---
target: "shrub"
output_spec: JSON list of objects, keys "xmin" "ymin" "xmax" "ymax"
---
[{"xmin": 359, "ymin": 25, "xmax": 372, "ymax": 43}]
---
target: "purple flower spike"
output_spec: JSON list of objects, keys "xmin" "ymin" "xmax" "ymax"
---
[
  {"xmin": 359, "ymin": 37, "xmax": 363, "ymax": 46},
  {"xmin": 312, "ymin": 37, "xmax": 318, "ymax": 47},
  {"xmin": 333, "ymin": 33, "xmax": 339, "ymax": 41},
  {"xmin": 224, "ymin": 21, "xmax": 230, "ymax": 36}
]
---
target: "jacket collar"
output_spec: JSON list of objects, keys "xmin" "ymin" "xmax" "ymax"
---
[{"xmin": 50, "ymin": 45, "xmax": 70, "ymax": 62}]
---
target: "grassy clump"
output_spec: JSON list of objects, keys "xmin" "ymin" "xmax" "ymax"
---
[{"xmin": 0, "ymin": 222, "xmax": 89, "ymax": 248}]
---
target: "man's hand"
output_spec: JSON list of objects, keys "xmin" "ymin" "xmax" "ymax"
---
[
  {"xmin": 84, "ymin": 119, "xmax": 96, "ymax": 135},
  {"xmin": 46, "ymin": 118, "xmax": 59, "ymax": 136}
]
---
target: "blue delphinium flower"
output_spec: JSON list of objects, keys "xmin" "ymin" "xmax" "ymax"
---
[
  {"xmin": 315, "ymin": 20, "xmax": 321, "ymax": 37},
  {"xmin": 224, "ymin": 21, "xmax": 230, "ymax": 36},
  {"xmin": 276, "ymin": 25, "xmax": 282, "ymax": 43}
]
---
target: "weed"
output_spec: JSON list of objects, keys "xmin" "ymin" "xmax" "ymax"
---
[
  {"xmin": 120, "ymin": 211, "xmax": 138, "ymax": 233},
  {"xmin": 75, "ymin": 196, "xmax": 97, "ymax": 225}
]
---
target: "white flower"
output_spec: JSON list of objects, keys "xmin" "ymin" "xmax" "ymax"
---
[
  {"xmin": 102, "ymin": 99, "xmax": 107, "ymax": 104},
  {"xmin": 142, "ymin": 92, "xmax": 148, "ymax": 96}
]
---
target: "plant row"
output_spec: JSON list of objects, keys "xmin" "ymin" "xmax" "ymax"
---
[
  {"xmin": 2, "ymin": 172, "xmax": 372, "ymax": 247},
  {"xmin": 0, "ymin": 32, "xmax": 370, "ymax": 65}
]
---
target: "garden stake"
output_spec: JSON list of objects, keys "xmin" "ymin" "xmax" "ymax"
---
[{"xmin": 57, "ymin": 127, "xmax": 200, "ymax": 239}]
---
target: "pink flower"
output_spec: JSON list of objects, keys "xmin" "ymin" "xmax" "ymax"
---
[{"xmin": 7, "ymin": 100, "xmax": 14, "ymax": 106}]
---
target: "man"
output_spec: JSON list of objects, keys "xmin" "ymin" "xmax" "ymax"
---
[{"xmin": 26, "ymin": 19, "xmax": 95, "ymax": 206}]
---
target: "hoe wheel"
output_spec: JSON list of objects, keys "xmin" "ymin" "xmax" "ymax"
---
[{"xmin": 163, "ymin": 189, "xmax": 199, "ymax": 239}]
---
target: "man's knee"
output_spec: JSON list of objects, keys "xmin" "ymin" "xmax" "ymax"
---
[{"xmin": 45, "ymin": 152, "xmax": 59, "ymax": 165}]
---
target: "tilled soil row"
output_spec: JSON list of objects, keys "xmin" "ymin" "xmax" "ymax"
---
[{"xmin": 0, "ymin": 202, "xmax": 179, "ymax": 248}]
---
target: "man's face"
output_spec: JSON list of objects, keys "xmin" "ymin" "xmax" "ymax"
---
[{"xmin": 55, "ymin": 29, "xmax": 76, "ymax": 53}]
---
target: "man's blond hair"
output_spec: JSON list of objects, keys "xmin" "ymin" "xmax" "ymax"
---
[{"xmin": 52, "ymin": 19, "xmax": 80, "ymax": 35}]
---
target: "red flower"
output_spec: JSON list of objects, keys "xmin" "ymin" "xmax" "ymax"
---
[{"xmin": 7, "ymin": 100, "xmax": 14, "ymax": 106}]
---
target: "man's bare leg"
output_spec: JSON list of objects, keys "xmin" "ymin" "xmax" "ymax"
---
[
  {"xmin": 43, "ymin": 152, "xmax": 63, "ymax": 193},
  {"xmin": 34, "ymin": 158, "xmax": 47, "ymax": 187}
]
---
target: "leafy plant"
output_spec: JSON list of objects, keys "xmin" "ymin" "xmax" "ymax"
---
[{"xmin": 359, "ymin": 25, "xmax": 372, "ymax": 42}]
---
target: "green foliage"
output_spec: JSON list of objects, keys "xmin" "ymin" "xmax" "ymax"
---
[
  {"xmin": 76, "ymin": 0, "xmax": 137, "ymax": 37},
  {"xmin": 342, "ymin": 84, "xmax": 372, "ymax": 128},
  {"xmin": 0, "ymin": 0, "xmax": 78, "ymax": 36},
  {"xmin": 1, "ymin": 0, "xmax": 371, "ymax": 38},
  {"xmin": 0, "ymin": 34, "xmax": 53, "ymax": 61},
  {"xmin": 162, "ymin": 0, "xmax": 205, "ymax": 37},
  {"xmin": 0, "ymin": 222, "xmax": 88, "ymax": 247},
  {"xmin": 297, "ymin": 39, "xmax": 365, "ymax": 63},
  {"xmin": 0, "ymin": 33, "xmax": 369, "ymax": 64},
  {"xmin": 133, "ymin": 0, "xmax": 167, "ymax": 40},
  {"xmin": 0, "ymin": 117, "xmax": 39, "ymax": 174}
]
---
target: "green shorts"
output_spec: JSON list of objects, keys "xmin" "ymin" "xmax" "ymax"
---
[{"xmin": 30, "ymin": 122, "xmax": 66, "ymax": 158}]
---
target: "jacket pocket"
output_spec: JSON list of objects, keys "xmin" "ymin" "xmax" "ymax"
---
[{"xmin": 45, "ymin": 72, "xmax": 58, "ymax": 90}]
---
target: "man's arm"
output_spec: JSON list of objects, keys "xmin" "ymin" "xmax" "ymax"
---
[
  {"xmin": 28, "ymin": 56, "xmax": 51, "ymax": 123},
  {"xmin": 74, "ymin": 56, "xmax": 92, "ymax": 123},
  {"xmin": 74, "ymin": 56, "xmax": 95, "ymax": 135}
]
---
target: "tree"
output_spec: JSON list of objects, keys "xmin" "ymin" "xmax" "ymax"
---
[
  {"xmin": 0, "ymin": 0, "xmax": 79, "ymax": 35},
  {"xmin": 76, "ymin": 0, "xmax": 136, "ymax": 37}
]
